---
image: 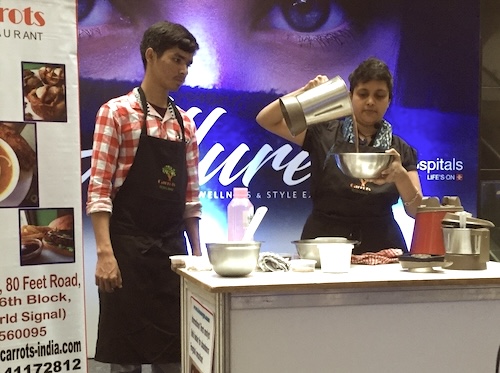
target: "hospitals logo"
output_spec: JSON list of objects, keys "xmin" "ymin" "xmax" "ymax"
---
[{"xmin": 417, "ymin": 158, "xmax": 464, "ymax": 181}]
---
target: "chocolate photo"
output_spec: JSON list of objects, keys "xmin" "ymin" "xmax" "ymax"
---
[{"xmin": 22, "ymin": 62, "xmax": 67, "ymax": 122}]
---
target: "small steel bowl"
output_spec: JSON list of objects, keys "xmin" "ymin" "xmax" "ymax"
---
[
  {"xmin": 21, "ymin": 238, "xmax": 43, "ymax": 262},
  {"xmin": 206, "ymin": 241, "xmax": 261, "ymax": 277},
  {"xmin": 334, "ymin": 152, "xmax": 393, "ymax": 179}
]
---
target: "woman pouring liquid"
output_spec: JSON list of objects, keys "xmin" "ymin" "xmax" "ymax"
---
[{"xmin": 256, "ymin": 58, "xmax": 422, "ymax": 254}]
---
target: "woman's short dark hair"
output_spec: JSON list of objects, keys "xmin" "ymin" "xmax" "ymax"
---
[
  {"xmin": 140, "ymin": 21, "xmax": 199, "ymax": 68},
  {"xmin": 348, "ymin": 57, "xmax": 393, "ymax": 99}
]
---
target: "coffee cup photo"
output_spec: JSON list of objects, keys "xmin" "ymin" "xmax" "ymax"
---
[{"xmin": 0, "ymin": 138, "xmax": 20, "ymax": 203}]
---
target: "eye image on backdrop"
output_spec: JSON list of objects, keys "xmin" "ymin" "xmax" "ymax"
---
[
  {"xmin": 19, "ymin": 208, "xmax": 75, "ymax": 266},
  {"xmin": 0, "ymin": 122, "xmax": 38, "ymax": 208},
  {"xmin": 22, "ymin": 62, "xmax": 67, "ymax": 122}
]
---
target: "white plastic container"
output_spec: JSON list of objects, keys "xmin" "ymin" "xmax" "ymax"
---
[
  {"xmin": 318, "ymin": 243, "xmax": 354, "ymax": 273},
  {"xmin": 227, "ymin": 187, "xmax": 254, "ymax": 241}
]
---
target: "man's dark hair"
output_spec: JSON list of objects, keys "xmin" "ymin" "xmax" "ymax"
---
[
  {"xmin": 140, "ymin": 21, "xmax": 199, "ymax": 68},
  {"xmin": 348, "ymin": 57, "xmax": 393, "ymax": 99}
]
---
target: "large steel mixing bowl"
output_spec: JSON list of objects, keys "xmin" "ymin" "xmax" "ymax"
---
[
  {"xmin": 206, "ymin": 241, "xmax": 261, "ymax": 277},
  {"xmin": 334, "ymin": 153, "xmax": 393, "ymax": 179}
]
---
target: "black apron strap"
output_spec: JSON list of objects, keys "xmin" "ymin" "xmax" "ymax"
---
[
  {"xmin": 169, "ymin": 99, "xmax": 186, "ymax": 143},
  {"xmin": 138, "ymin": 87, "xmax": 149, "ymax": 135}
]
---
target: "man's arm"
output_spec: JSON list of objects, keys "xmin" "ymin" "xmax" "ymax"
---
[
  {"xmin": 90, "ymin": 211, "xmax": 122, "ymax": 292},
  {"xmin": 185, "ymin": 217, "xmax": 201, "ymax": 256}
]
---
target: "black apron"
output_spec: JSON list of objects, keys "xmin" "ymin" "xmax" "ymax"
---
[
  {"xmin": 301, "ymin": 129, "xmax": 407, "ymax": 255},
  {"xmin": 95, "ymin": 88, "xmax": 188, "ymax": 364}
]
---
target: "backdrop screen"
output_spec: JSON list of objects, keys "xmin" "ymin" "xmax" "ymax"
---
[{"xmin": 78, "ymin": 0, "xmax": 480, "ymax": 252}]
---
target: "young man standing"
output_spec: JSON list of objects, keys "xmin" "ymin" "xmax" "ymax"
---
[{"xmin": 86, "ymin": 21, "xmax": 202, "ymax": 373}]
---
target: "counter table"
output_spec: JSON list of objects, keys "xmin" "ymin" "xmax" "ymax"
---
[{"xmin": 177, "ymin": 262, "xmax": 500, "ymax": 373}]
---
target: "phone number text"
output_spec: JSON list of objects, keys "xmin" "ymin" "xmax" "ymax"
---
[{"xmin": 4, "ymin": 359, "xmax": 81, "ymax": 373}]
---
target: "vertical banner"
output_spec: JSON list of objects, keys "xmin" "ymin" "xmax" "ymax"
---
[{"xmin": 0, "ymin": 1, "xmax": 86, "ymax": 372}]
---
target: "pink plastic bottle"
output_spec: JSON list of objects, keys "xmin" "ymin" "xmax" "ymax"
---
[{"xmin": 227, "ymin": 187, "xmax": 254, "ymax": 241}]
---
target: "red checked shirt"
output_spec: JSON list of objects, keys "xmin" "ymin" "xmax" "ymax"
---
[{"xmin": 86, "ymin": 88, "xmax": 201, "ymax": 220}]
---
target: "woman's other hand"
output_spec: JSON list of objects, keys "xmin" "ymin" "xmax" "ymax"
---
[
  {"xmin": 369, "ymin": 148, "xmax": 404, "ymax": 185},
  {"xmin": 369, "ymin": 148, "xmax": 422, "ymax": 217}
]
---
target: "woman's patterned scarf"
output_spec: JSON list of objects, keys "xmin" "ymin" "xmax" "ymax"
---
[{"xmin": 341, "ymin": 116, "xmax": 393, "ymax": 150}]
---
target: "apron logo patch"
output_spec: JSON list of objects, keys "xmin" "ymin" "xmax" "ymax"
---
[
  {"xmin": 158, "ymin": 164, "xmax": 176, "ymax": 191},
  {"xmin": 350, "ymin": 179, "xmax": 372, "ymax": 194}
]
